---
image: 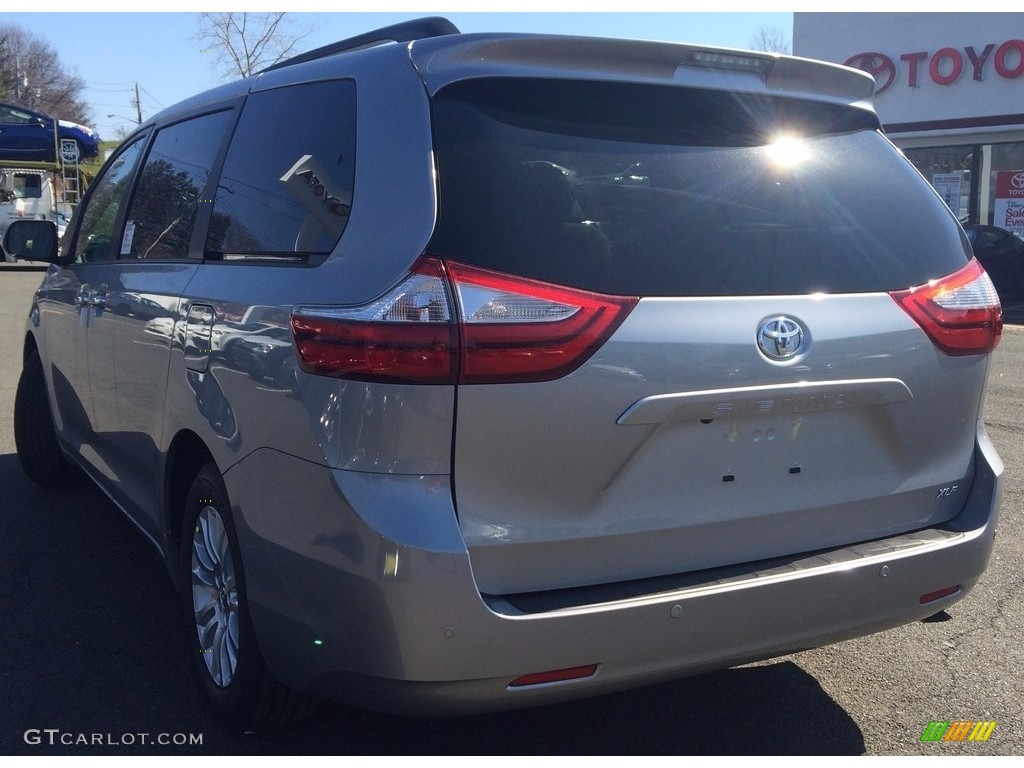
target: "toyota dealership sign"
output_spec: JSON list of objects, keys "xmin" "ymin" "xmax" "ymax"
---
[
  {"xmin": 794, "ymin": 13, "xmax": 1024, "ymax": 129},
  {"xmin": 844, "ymin": 41, "xmax": 1024, "ymax": 94}
]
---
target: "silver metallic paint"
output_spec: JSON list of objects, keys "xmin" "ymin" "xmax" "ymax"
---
[
  {"xmin": 454, "ymin": 295, "xmax": 990, "ymax": 593},
  {"xmin": 224, "ymin": 428, "xmax": 999, "ymax": 714}
]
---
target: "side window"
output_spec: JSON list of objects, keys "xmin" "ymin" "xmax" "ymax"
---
[
  {"xmin": 12, "ymin": 173, "xmax": 42, "ymax": 199},
  {"xmin": 0, "ymin": 106, "xmax": 34, "ymax": 124},
  {"xmin": 121, "ymin": 110, "xmax": 234, "ymax": 260},
  {"xmin": 70, "ymin": 138, "xmax": 146, "ymax": 264},
  {"xmin": 206, "ymin": 80, "xmax": 355, "ymax": 259}
]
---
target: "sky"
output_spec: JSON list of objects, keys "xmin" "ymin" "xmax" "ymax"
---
[{"xmin": 0, "ymin": 7, "xmax": 795, "ymax": 141}]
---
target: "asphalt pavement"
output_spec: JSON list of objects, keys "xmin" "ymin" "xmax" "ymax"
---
[{"xmin": 1, "ymin": 265, "xmax": 1022, "ymax": 755}]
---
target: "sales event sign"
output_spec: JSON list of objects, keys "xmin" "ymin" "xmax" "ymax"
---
[{"xmin": 994, "ymin": 171, "xmax": 1024, "ymax": 234}]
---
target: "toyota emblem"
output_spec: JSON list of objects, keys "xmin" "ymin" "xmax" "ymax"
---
[
  {"xmin": 757, "ymin": 316, "xmax": 806, "ymax": 361},
  {"xmin": 843, "ymin": 51, "xmax": 897, "ymax": 94}
]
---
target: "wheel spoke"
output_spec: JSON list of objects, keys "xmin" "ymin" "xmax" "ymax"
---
[
  {"xmin": 200, "ymin": 513, "xmax": 222, "ymax": 570},
  {"xmin": 217, "ymin": 624, "xmax": 234, "ymax": 686},
  {"xmin": 210, "ymin": 622, "xmax": 226, "ymax": 685},
  {"xmin": 225, "ymin": 631, "xmax": 238, "ymax": 674},
  {"xmin": 191, "ymin": 559, "xmax": 216, "ymax": 587},
  {"xmin": 193, "ymin": 518, "xmax": 218, "ymax": 572},
  {"xmin": 228, "ymin": 609, "xmax": 239, "ymax": 650},
  {"xmin": 193, "ymin": 591, "xmax": 218, "ymax": 628}
]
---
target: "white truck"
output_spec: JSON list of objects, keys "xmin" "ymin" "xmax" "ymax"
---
[{"xmin": 1, "ymin": 165, "xmax": 70, "ymax": 261}]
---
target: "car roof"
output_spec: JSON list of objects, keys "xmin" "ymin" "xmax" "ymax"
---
[{"xmin": 144, "ymin": 16, "xmax": 878, "ymax": 135}]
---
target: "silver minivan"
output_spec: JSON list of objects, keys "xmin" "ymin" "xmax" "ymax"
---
[{"xmin": 7, "ymin": 18, "xmax": 1004, "ymax": 731}]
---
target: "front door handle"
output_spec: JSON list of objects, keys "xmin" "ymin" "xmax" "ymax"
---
[
  {"xmin": 89, "ymin": 284, "xmax": 108, "ymax": 309},
  {"xmin": 74, "ymin": 284, "xmax": 92, "ymax": 308},
  {"xmin": 184, "ymin": 303, "xmax": 216, "ymax": 373},
  {"xmin": 74, "ymin": 284, "xmax": 107, "ymax": 310}
]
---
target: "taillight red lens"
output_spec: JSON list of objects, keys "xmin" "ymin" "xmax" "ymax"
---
[
  {"xmin": 291, "ymin": 258, "xmax": 638, "ymax": 384},
  {"xmin": 446, "ymin": 261, "xmax": 638, "ymax": 384},
  {"xmin": 889, "ymin": 259, "xmax": 1002, "ymax": 356},
  {"xmin": 291, "ymin": 259, "xmax": 457, "ymax": 384}
]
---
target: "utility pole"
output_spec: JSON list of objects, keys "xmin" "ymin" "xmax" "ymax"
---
[{"xmin": 132, "ymin": 82, "xmax": 142, "ymax": 124}]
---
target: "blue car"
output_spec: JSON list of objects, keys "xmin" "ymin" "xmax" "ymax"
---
[{"xmin": 0, "ymin": 102, "xmax": 101, "ymax": 163}]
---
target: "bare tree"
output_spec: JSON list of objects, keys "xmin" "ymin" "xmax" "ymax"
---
[
  {"xmin": 0, "ymin": 24, "xmax": 91, "ymax": 123},
  {"xmin": 113, "ymin": 124, "xmax": 135, "ymax": 142},
  {"xmin": 196, "ymin": 12, "xmax": 316, "ymax": 80},
  {"xmin": 749, "ymin": 26, "xmax": 791, "ymax": 55}
]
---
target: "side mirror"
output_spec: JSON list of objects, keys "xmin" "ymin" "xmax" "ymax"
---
[{"xmin": 3, "ymin": 219, "xmax": 59, "ymax": 263}]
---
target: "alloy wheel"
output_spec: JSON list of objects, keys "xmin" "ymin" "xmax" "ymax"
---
[{"xmin": 191, "ymin": 505, "xmax": 240, "ymax": 688}]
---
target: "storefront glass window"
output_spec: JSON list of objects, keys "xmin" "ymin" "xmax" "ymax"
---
[
  {"xmin": 903, "ymin": 145, "xmax": 973, "ymax": 222},
  {"xmin": 986, "ymin": 143, "xmax": 1024, "ymax": 238}
]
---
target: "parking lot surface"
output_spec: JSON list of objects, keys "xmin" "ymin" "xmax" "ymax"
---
[{"xmin": 1, "ymin": 266, "xmax": 1022, "ymax": 755}]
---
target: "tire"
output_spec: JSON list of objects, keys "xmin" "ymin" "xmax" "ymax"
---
[
  {"xmin": 14, "ymin": 349, "xmax": 81, "ymax": 487},
  {"xmin": 181, "ymin": 463, "xmax": 319, "ymax": 731}
]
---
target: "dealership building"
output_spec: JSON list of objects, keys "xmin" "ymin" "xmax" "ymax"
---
[{"xmin": 794, "ymin": 12, "xmax": 1024, "ymax": 236}]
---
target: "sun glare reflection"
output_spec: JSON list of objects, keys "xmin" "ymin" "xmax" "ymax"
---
[{"xmin": 766, "ymin": 136, "xmax": 810, "ymax": 168}]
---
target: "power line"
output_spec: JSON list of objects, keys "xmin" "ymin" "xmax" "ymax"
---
[{"xmin": 138, "ymin": 87, "xmax": 166, "ymax": 110}]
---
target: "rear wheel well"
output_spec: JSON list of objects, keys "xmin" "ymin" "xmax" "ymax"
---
[
  {"xmin": 165, "ymin": 431, "xmax": 215, "ymax": 589},
  {"xmin": 23, "ymin": 333, "xmax": 39, "ymax": 365}
]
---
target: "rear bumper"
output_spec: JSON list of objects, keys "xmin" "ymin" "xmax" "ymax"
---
[{"xmin": 226, "ymin": 423, "xmax": 1001, "ymax": 716}]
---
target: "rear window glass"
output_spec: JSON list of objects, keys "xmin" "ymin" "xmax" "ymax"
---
[{"xmin": 429, "ymin": 79, "xmax": 969, "ymax": 296}]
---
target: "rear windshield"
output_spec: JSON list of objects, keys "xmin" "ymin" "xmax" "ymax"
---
[{"xmin": 429, "ymin": 79, "xmax": 969, "ymax": 296}]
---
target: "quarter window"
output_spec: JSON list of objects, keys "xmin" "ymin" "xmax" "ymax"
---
[{"xmin": 205, "ymin": 80, "xmax": 356, "ymax": 260}]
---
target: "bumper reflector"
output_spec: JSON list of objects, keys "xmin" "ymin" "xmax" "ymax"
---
[
  {"xmin": 508, "ymin": 664, "xmax": 599, "ymax": 689},
  {"xmin": 919, "ymin": 586, "xmax": 960, "ymax": 605}
]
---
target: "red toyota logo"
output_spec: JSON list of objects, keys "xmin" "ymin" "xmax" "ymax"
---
[
  {"xmin": 844, "ymin": 51, "xmax": 897, "ymax": 94},
  {"xmin": 1012, "ymin": 172, "xmax": 1024, "ymax": 190}
]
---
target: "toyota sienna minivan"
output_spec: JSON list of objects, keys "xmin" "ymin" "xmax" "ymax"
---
[{"xmin": 7, "ymin": 18, "xmax": 1003, "ymax": 730}]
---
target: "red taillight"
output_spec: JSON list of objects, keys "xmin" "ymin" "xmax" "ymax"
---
[
  {"xmin": 890, "ymin": 259, "xmax": 1002, "ymax": 356},
  {"xmin": 446, "ymin": 261, "xmax": 637, "ymax": 384},
  {"xmin": 291, "ymin": 259, "xmax": 457, "ymax": 384},
  {"xmin": 292, "ymin": 258, "xmax": 637, "ymax": 384}
]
